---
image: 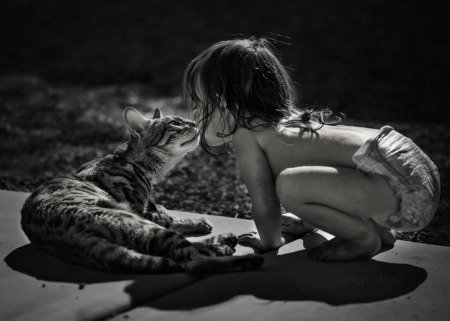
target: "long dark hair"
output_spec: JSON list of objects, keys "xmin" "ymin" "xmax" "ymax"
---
[{"xmin": 183, "ymin": 37, "xmax": 344, "ymax": 154}]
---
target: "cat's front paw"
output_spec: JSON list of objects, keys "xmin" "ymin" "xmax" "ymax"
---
[
  {"xmin": 220, "ymin": 233, "xmax": 239, "ymax": 248},
  {"xmin": 195, "ymin": 217, "xmax": 213, "ymax": 234},
  {"xmin": 197, "ymin": 244, "xmax": 235, "ymax": 257},
  {"xmin": 155, "ymin": 204, "xmax": 168, "ymax": 215},
  {"xmin": 202, "ymin": 232, "xmax": 238, "ymax": 249},
  {"xmin": 192, "ymin": 234, "xmax": 237, "ymax": 257}
]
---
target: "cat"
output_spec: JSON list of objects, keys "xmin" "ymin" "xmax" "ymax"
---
[{"xmin": 21, "ymin": 107, "xmax": 264, "ymax": 274}]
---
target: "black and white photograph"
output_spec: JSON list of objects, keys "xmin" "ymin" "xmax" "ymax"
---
[{"xmin": 0, "ymin": 1, "xmax": 449, "ymax": 320}]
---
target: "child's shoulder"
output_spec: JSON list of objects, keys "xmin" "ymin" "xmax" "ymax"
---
[
  {"xmin": 232, "ymin": 125, "xmax": 261, "ymax": 151},
  {"xmin": 232, "ymin": 122, "xmax": 275, "ymax": 149}
]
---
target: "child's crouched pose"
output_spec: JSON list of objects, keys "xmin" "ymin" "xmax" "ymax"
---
[{"xmin": 183, "ymin": 37, "xmax": 441, "ymax": 262}]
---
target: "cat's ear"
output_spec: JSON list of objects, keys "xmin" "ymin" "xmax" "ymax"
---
[
  {"xmin": 124, "ymin": 107, "xmax": 148, "ymax": 138},
  {"xmin": 153, "ymin": 108, "xmax": 162, "ymax": 119}
]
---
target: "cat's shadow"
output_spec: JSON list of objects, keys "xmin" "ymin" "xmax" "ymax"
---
[
  {"xmin": 4, "ymin": 243, "xmax": 144, "ymax": 284},
  {"xmin": 5, "ymin": 239, "xmax": 428, "ymax": 310}
]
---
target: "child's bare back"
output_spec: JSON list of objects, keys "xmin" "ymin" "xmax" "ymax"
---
[{"xmin": 241, "ymin": 124, "xmax": 379, "ymax": 179}]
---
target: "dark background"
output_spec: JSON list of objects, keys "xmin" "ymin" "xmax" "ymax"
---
[
  {"xmin": 1, "ymin": 0, "xmax": 449, "ymax": 121},
  {"xmin": 0, "ymin": 0, "xmax": 449, "ymax": 246}
]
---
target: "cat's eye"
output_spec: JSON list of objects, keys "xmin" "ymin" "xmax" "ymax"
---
[{"xmin": 170, "ymin": 120, "xmax": 183, "ymax": 126}]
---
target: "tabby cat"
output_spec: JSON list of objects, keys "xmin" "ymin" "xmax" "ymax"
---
[{"xmin": 21, "ymin": 107, "xmax": 264, "ymax": 274}]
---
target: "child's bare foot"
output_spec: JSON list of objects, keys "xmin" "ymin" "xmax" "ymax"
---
[
  {"xmin": 308, "ymin": 231, "xmax": 381, "ymax": 262},
  {"xmin": 281, "ymin": 213, "xmax": 317, "ymax": 237},
  {"xmin": 365, "ymin": 218, "xmax": 397, "ymax": 246}
]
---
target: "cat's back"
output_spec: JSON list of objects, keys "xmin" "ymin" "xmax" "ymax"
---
[
  {"xmin": 21, "ymin": 153, "xmax": 132, "ymax": 223},
  {"xmin": 21, "ymin": 175, "xmax": 112, "ymax": 233}
]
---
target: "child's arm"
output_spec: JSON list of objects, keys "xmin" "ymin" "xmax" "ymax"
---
[{"xmin": 232, "ymin": 128, "xmax": 284, "ymax": 251}]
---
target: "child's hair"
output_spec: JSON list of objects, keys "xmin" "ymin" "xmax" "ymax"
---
[{"xmin": 183, "ymin": 36, "xmax": 344, "ymax": 154}]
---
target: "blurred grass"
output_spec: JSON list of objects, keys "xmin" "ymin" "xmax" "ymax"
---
[
  {"xmin": 0, "ymin": 1, "xmax": 449, "ymax": 246},
  {"xmin": 0, "ymin": 76, "xmax": 449, "ymax": 247}
]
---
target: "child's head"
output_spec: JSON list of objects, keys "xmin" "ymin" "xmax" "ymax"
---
[{"xmin": 183, "ymin": 37, "xmax": 297, "ymax": 152}]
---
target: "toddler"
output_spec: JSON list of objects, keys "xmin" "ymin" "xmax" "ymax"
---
[{"xmin": 183, "ymin": 37, "xmax": 440, "ymax": 262}]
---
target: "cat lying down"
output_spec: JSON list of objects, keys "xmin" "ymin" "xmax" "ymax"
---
[{"xmin": 21, "ymin": 107, "xmax": 264, "ymax": 274}]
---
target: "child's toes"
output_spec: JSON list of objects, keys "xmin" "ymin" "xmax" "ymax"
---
[
  {"xmin": 238, "ymin": 237, "xmax": 249, "ymax": 245},
  {"xmin": 238, "ymin": 231, "xmax": 257, "ymax": 240},
  {"xmin": 308, "ymin": 236, "xmax": 380, "ymax": 262},
  {"xmin": 237, "ymin": 234, "xmax": 254, "ymax": 245}
]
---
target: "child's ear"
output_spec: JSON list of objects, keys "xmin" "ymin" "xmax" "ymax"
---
[
  {"xmin": 124, "ymin": 107, "xmax": 148, "ymax": 138},
  {"xmin": 153, "ymin": 108, "xmax": 163, "ymax": 119}
]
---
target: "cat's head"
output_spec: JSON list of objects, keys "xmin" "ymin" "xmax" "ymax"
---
[{"xmin": 124, "ymin": 107, "xmax": 199, "ymax": 157}]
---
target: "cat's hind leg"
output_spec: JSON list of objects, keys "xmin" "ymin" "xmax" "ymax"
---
[
  {"xmin": 120, "ymin": 224, "xmax": 263, "ymax": 274},
  {"xmin": 142, "ymin": 203, "xmax": 213, "ymax": 235},
  {"xmin": 115, "ymin": 225, "xmax": 264, "ymax": 274},
  {"xmin": 47, "ymin": 234, "xmax": 183, "ymax": 274},
  {"xmin": 87, "ymin": 209, "xmax": 263, "ymax": 274},
  {"xmin": 89, "ymin": 239, "xmax": 184, "ymax": 273}
]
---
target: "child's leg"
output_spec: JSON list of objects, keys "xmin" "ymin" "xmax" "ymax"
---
[{"xmin": 276, "ymin": 166, "xmax": 400, "ymax": 262}]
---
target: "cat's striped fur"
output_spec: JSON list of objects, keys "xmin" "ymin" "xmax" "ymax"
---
[{"xmin": 21, "ymin": 108, "xmax": 264, "ymax": 274}]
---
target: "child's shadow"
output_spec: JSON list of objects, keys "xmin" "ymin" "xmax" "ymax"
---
[{"xmin": 130, "ymin": 233, "xmax": 428, "ymax": 310}]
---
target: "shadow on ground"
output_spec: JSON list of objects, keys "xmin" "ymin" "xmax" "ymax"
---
[
  {"xmin": 5, "ymin": 239, "xmax": 427, "ymax": 309},
  {"xmin": 135, "ymin": 249, "xmax": 427, "ymax": 309},
  {"xmin": 130, "ymin": 234, "xmax": 427, "ymax": 309},
  {"xmin": 4, "ymin": 243, "xmax": 197, "ymax": 308},
  {"xmin": 4, "ymin": 243, "xmax": 144, "ymax": 284}
]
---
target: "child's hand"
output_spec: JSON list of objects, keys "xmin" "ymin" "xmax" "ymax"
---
[{"xmin": 238, "ymin": 231, "xmax": 285, "ymax": 254}]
